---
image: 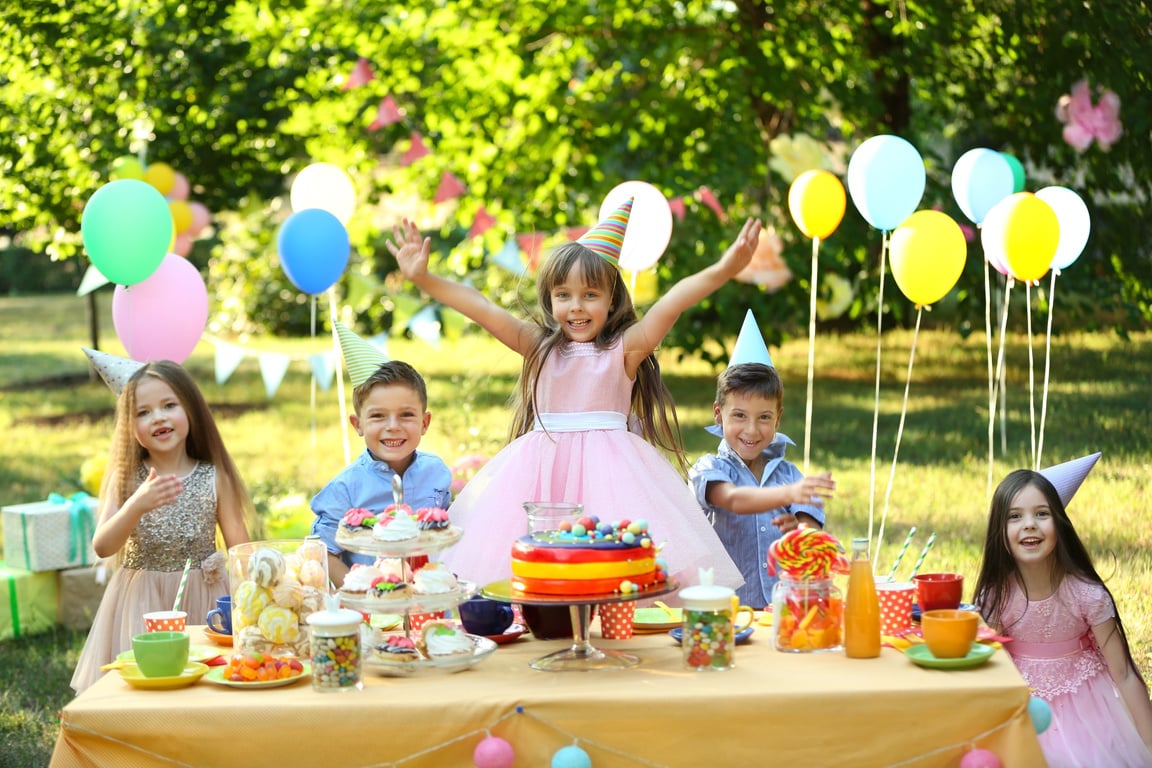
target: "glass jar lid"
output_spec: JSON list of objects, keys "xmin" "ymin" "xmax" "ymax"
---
[{"xmin": 678, "ymin": 583, "xmax": 734, "ymax": 612}]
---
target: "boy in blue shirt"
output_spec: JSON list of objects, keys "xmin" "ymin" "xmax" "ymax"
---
[
  {"xmin": 689, "ymin": 312, "xmax": 835, "ymax": 609},
  {"xmin": 311, "ymin": 323, "xmax": 451, "ymax": 587}
]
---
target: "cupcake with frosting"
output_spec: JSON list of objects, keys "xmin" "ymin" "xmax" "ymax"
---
[
  {"xmin": 341, "ymin": 564, "xmax": 388, "ymax": 593},
  {"xmin": 412, "ymin": 562, "xmax": 459, "ymax": 594},
  {"xmin": 376, "ymin": 634, "xmax": 422, "ymax": 663},
  {"xmin": 415, "ymin": 506, "xmax": 451, "ymax": 533},
  {"xmin": 421, "ymin": 622, "xmax": 474, "ymax": 658},
  {"xmin": 372, "ymin": 510, "xmax": 420, "ymax": 543},
  {"xmin": 369, "ymin": 573, "xmax": 409, "ymax": 599}
]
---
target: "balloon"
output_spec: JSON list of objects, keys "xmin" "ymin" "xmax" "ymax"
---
[
  {"xmin": 951, "ymin": 148, "xmax": 1015, "ymax": 225},
  {"xmin": 1035, "ymin": 186, "xmax": 1090, "ymax": 270},
  {"xmin": 142, "ymin": 162, "xmax": 176, "ymax": 196},
  {"xmin": 846, "ymin": 135, "xmax": 926, "ymax": 231},
  {"xmin": 888, "ymin": 210, "xmax": 967, "ymax": 305},
  {"xmin": 187, "ymin": 202, "xmax": 212, "ymax": 238},
  {"xmin": 1027, "ymin": 696, "xmax": 1053, "ymax": 734},
  {"xmin": 959, "ymin": 748, "xmax": 1002, "ymax": 768},
  {"xmin": 788, "ymin": 170, "xmax": 847, "ymax": 239},
  {"xmin": 80, "ymin": 179, "xmax": 173, "ymax": 286},
  {"xmin": 169, "ymin": 200, "xmax": 193, "ymax": 233},
  {"xmin": 167, "ymin": 171, "xmax": 190, "ymax": 201},
  {"xmin": 981, "ymin": 193, "xmax": 1059, "ymax": 282},
  {"xmin": 551, "ymin": 745, "xmax": 592, "ymax": 768},
  {"xmin": 110, "ymin": 156, "xmax": 145, "ymax": 181},
  {"xmin": 473, "ymin": 736, "xmax": 514, "ymax": 768},
  {"xmin": 600, "ymin": 180, "xmax": 673, "ymax": 272},
  {"xmin": 290, "ymin": 162, "xmax": 356, "ymax": 224},
  {"xmin": 277, "ymin": 208, "xmax": 351, "ymax": 294},
  {"xmin": 172, "ymin": 232, "xmax": 194, "ymax": 257},
  {"xmin": 112, "ymin": 254, "xmax": 208, "ymax": 363},
  {"xmin": 1001, "ymin": 152, "xmax": 1026, "ymax": 193}
]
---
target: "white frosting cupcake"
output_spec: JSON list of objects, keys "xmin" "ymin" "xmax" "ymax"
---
[
  {"xmin": 341, "ymin": 565, "xmax": 387, "ymax": 593},
  {"xmin": 412, "ymin": 563, "xmax": 458, "ymax": 594},
  {"xmin": 422, "ymin": 623, "xmax": 473, "ymax": 657},
  {"xmin": 372, "ymin": 512, "xmax": 420, "ymax": 542}
]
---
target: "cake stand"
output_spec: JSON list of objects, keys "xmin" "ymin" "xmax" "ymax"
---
[{"xmin": 481, "ymin": 579, "xmax": 679, "ymax": 671}]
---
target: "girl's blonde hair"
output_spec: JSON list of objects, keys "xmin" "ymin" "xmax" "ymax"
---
[
  {"xmin": 101, "ymin": 361, "xmax": 257, "ymax": 544},
  {"xmin": 508, "ymin": 242, "xmax": 689, "ymax": 472}
]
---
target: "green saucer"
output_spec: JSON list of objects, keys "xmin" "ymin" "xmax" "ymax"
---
[{"xmin": 906, "ymin": 642, "xmax": 995, "ymax": 670}]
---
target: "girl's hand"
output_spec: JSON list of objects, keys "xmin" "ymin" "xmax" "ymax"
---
[
  {"xmin": 386, "ymin": 219, "xmax": 432, "ymax": 281},
  {"xmin": 133, "ymin": 467, "xmax": 183, "ymax": 513},
  {"xmin": 717, "ymin": 217, "xmax": 762, "ymax": 277}
]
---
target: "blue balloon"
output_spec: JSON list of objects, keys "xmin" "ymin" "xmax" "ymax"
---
[
  {"xmin": 847, "ymin": 135, "xmax": 926, "ymax": 231},
  {"xmin": 277, "ymin": 208, "xmax": 351, "ymax": 294},
  {"xmin": 1027, "ymin": 695, "xmax": 1052, "ymax": 734},
  {"xmin": 951, "ymin": 148, "xmax": 1015, "ymax": 225},
  {"xmin": 551, "ymin": 745, "xmax": 592, "ymax": 768}
]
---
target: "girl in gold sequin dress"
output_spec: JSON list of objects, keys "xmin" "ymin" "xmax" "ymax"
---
[{"xmin": 71, "ymin": 358, "xmax": 254, "ymax": 694}]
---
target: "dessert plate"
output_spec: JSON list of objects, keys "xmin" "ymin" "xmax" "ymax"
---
[
  {"xmin": 204, "ymin": 662, "xmax": 311, "ymax": 689},
  {"xmin": 202, "ymin": 628, "xmax": 233, "ymax": 646},
  {"xmin": 119, "ymin": 662, "xmax": 210, "ymax": 690},
  {"xmin": 366, "ymin": 635, "xmax": 497, "ymax": 676},
  {"xmin": 483, "ymin": 623, "xmax": 527, "ymax": 645},
  {"xmin": 339, "ymin": 580, "xmax": 477, "ymax": 614},
  {"xmin": 669, "ymin": 626, "xmax": 755, "ymax": 645},
  {"xmin": 632, "ymin": 606, "xmax": 682, "ymax": 632},
  {"xmin": 905, "ymin": 642, "xmax": 995, "ymax": 670},
  {"xmin": 117, "ymin": 645, "xmax": 221, "ymax": 665}
]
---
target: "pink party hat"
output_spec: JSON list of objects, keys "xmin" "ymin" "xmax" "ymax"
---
[
  {"xmin": 578, "ymin": 197, "xmax": 633, "ymax": 268},
  {"xmin": 1039, "ymin": 452, "xmax": 1101, "ymax": 508},
  {"xmin": 728, "ymin": 309, "xmax": 774, "ymax": 368},
  {"xmin": 83, "ymin": 348, "xmax": 144, "ymax": 395}
]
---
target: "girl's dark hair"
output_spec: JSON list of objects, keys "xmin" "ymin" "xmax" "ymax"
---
[
  {"xmin": 508, "ymin": 242, "xmax": 689, "ymax": 470},
  {"xmin": 973, "ymin": 469, "xmax": 1143, "ymax": 684}
]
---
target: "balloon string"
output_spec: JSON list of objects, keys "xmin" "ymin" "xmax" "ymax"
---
[
  {"xmin": 803, "ymin": 236, "xmax": 820, "ymax": 474},
  {"xmin": 875, "ymin": 306, "xmax": 922, "ymax": 576},
  {"xmin": 867, "ymin": 230, "xmax": 889, "ymax": 553},
  {"xmin": 1025, "ymin": 282, "xmax": 1037, "ymax": 469},
  {"xmin": 328, "ymin": 289, "xmax": 351, "ymax": 466},
  {"xmin": 990, "ymin": 280, "xmax": 1014, "ymax": 482},
  {"xmin": 309, "ymin": 297, "xmax": 319, "ymax": 494},
  {"xmin": 1037, "ymin": 270, "xmax": 1058, "ymax": 469},
  {"xmin": 983, "ymin": 256, "xmax": 995, "ymax": 499}
]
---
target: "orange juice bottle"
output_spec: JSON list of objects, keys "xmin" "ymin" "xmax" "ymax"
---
[{"xmin": 844, "ymin": 537, "xmax": 881, "ymax": 658}]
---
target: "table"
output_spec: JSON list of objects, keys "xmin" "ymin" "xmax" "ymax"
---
[{"xmin": 51, "ymin": 626, "xmax": 1044, "ymax": 767}]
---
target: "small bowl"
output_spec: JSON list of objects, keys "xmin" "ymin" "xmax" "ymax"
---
[
  {"xmin": 920, "ymin": 609, "xmax": 979, "ymax": 659},
  {"xmin": 913, "ymin": 573, "xmax": 964, "ymax": 613}
]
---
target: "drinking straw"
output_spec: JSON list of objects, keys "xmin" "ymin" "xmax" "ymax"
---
[
  {"xmin": 885, "ymin": 526, "xmax": 917, "ymax": 581},
  {"xmin": 907, "ymin": 531, "xmax": 937, "ymax": 580},
  {"xmin": 172, "ymin": 557, "xmax": 192, "ymax": 611}
]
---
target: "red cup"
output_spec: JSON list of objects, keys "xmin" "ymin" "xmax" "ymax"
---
[
  {"xmin": 913, "ymin": 573, "xmax": 964, "ymax": 613},
  {"xmin": 598, "ymin": 602, "xmax": 635, "ymax": 640}
]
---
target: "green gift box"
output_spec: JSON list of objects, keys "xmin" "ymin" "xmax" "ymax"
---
[
  {"xmin": 0, "ymin": 561, "xmax": 59, "ymax": 640},
  {"xmin": 2, "ymin": 493, "xmax": 97, "ymax": 572}
]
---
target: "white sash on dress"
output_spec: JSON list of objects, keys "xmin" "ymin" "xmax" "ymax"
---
[{"xmin": 533, "ymin": 411, "xmax": 627, "ymax": 432}]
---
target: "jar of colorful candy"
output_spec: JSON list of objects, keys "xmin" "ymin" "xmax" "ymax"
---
[
  {"xmin": 771, "ymin": 577, "xmax": 843, "ymax": 653},
  {"xmin": 679, "ymin": 578, "xmax": 740, "ymax": 671},
  {"xmin": 306, "ymin": 607, "xmax": 364, "ymax": 692}
]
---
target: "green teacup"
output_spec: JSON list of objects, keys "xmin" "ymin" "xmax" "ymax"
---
[{"xmin": 132, "ymin": 631, "xmax": 190, "ymax": 677}]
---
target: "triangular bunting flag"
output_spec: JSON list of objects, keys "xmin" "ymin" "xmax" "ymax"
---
[
  {"xmin": 517, "ymin": 232, "xmax": 547, "ymax": 272},
  {"xmin": 697, "ymin": 186, "xmax": 726, "ymax": 221},
  {"xmin": 490, "ymin": 240, "xmax": 526, "ymax": 275},
  {"xmin": 367, "ymin": 95, "xmax": 402, "ymax": 131},
  {"xmin": 401, "ymin": 132, "xmax": 431, "ymax": 166},
  {"xmin": 668, "ymin": 197, "xmax": 687, "ymax": 221},
  {"xmin": 1039, "ymin": 452, "xmax": 1101, "ymax": 508},
  {"xmin": 729, "ymin": 310, "xmax": 773, "ymax": 368},
  {"xmin": 258, "ymin": 352, "xmax": 292, "ymax": 399},
  {"xmin": 342, "ymin": 57, "xmax": 374, "ymax": 90},
  {"xmin": 77, "ymin": 265, "xmax": 111, "ymax": 297},
  {"xmin": 467, "ymin": 206, "xmax": 497, "ymax": 239},
  {"xmin": 564, "ymin": 226, "xmax": 590, "ymax": 241},
  {"xmin": 308, "ymin": 351, "xmax": 337, "ymax": 393},
  {"xmin": 214, "ymin": 342, "xmax": 246, "ymax": 385},
  {"xmin": 408, "ymin": 305, "xmax": 442, "ymax": 349},
  {"xmin": 334, "ymin": 321, "xmax": 389, "ymax": 386},
  {"xmin": 83, "ymin": 348, "xmax": 144, "ymax": 395},
  {"xmin": 433, "ymin": 171, "xmax": 467, "ymax": 204}
]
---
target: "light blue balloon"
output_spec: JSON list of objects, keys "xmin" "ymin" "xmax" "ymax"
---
[
  {"xmin": 951, "ymin": 148, "xmax": 1015, "ymax": 225},
  {"xmin": 276, "ymin": 208, "xmax": 351, "ymax": 295},
  {"xmin": 551, "ymin": 745, "xmax": 592, "ymax": 768},
  {"xmin": 1027, "ymin": 695, "xmax": 1052, "ymax": 734},
  {"xmin": 847, "ymin": 135, "xmax": 926, "ymax": 231}
]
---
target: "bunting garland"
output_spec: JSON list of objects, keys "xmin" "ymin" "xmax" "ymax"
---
[{"xmin": 203, "ymin": 334, "xmax": 374, "ymax": 399}]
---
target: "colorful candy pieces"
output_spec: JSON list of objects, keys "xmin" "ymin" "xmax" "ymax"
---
[
  {"xmin": 775, "ymin": 589, "xmax": 843, "ymax": 651},
  {"xmin": 768, "ymin": 526, "xmax": 849, "ymax": 579},
  {"xmin": 223, "ymin": 653, "xmax": 304, "ymax": 682}
]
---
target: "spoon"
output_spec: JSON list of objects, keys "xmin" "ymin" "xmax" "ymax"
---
[
  {"xmin": 654, "ymin": 601, "xmax": 679, "ymax": 618},
  {"xmin": 392, "ymin": 474, "xmax": 404, "ymax": 507}
]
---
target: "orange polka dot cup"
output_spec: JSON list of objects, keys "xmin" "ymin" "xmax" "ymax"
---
[
  {"xmin": 598, "ymin": 602, "xmax": 636, "ymax": 640},
  {"xmin": 876, "ymin": 581, "xmax": 915, "ymax": 635},
  {"xmin": 144, "ymin": 610, "xmax": 188, "ymax": 633}
]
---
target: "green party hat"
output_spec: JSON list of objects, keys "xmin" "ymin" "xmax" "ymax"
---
[{"xmin": 334, "ymin": 321, "xmax": 389, "ymax": 386}]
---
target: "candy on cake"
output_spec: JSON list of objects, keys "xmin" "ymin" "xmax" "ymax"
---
[
  {"xmin": 412, "ymin": 562, "xmax": 459, "ymax": 594},
  {"xmin": 336, "ymin": 507, "xmax": 379, "ymax": 545},
  {"xmin": 421, "ymin": 622, "xmax": 473, "ymax": 658},
  {"xmin": 369, "ymin": 573, "xmax": 409, "ymax": 598},
  {"xmin": 415, "ymin": 506, "xmax": 451, "ymax": 533}
]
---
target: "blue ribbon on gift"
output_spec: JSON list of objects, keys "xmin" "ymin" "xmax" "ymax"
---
[{"xmin": 47, "ymin": 492, "xmax": 96, "ymax": 566}]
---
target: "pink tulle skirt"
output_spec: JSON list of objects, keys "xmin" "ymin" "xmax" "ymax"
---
[{"xmin": 1039, "ymin": 670, "xmax": 1152, "ymax": 767}]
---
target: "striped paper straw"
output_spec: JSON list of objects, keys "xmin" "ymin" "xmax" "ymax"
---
[
  {"xmin": 172, "ymin": 557, "xmax": 192, "ymax": 611},
  {"xmin": 885, "ymin": 526, "xmax": 917, "ymax": 581},
  {"xmin": 907, "ymin": 531, "xmax": 937, "ymax": 580}
]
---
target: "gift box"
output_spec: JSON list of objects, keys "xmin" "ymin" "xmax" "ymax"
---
[
  {"xmin": 57, "ymin": 565, "xmax": 108, "ymax": 630},
  {"xmin": 2, "ymin": 493, "xmax": 98, "ymax": 572},
  {"xmin": 0, "ymin": 561, "xmax": 60, "ymax": 640}
]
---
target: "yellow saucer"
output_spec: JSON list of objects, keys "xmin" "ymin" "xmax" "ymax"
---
[{"xmin": 119, "ymin": 662, "xmax": 210, "ymax": 690}]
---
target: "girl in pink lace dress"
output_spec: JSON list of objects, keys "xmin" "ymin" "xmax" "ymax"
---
[
  {"xmin": 388, "ymin": 203, "xmax": 759, "ymax": 593},
  {"xmin": 974, "ymin": 467, "xmax": 1152, "ymax": 767}
]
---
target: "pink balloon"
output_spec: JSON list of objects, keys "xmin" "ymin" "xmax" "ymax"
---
[
  {"xmin": 113, "ymin": 254, "xmax": 208, "ymax": 363},
  {"xmin": 187, "ymin": 202, "xmax": 212, "ymax": 239},
  {"xmin": 959, "ymin": 748, "xmax": 1002, "ymax": 768},
  {"xmin": 172, "ymin": 232, "xmax": 194, "ymax": 257},
  {"xmin": 167, "ymin": 172, "xmax": 190, "ymax": 201},
  {"xmin": 473, "ymin": 736, "xmax": 515, "ymax": 768}
]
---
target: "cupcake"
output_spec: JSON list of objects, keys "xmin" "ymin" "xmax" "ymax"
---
[
  {"xmin": 341, "ymin": 565, "xmax": 388, "ymax": 593},
  {"xmin": 372, "ymin": 511, "xmax": 420, "ymax": 543},
  {"xmin": 369, "ymin": 574, "xmax": 410, "ymax": 599},
  {"xmin": 421, "ymin": 622, "xmax": 474, "ymax": 658},
  {"xmin": 415, "ymin": 506, "xmax": 451, "ymax": 533},
  {"xmin": 376, "ymin": 634, "xmax": 422, "ymax": 663},
  {"xmin": 336, "ymin": 507, "xmax": 378, "ymax": 545},
  {"xmin": 412, "ymin": 562, "xmax": 459, "ymax": 594}
]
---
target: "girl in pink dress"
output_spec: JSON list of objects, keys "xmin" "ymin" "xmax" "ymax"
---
[
  {"xmin": 388, "ymin": 201, "xmax": 759, "ymax": 594},
  {"xmin": 973, "ymin": 464, "xmax": 1152, "ymax": 767}
]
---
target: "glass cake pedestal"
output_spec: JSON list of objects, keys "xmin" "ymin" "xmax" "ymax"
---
[{"xmin": 481, "ymin": 579, "xmax": 678, "ymax": 672}]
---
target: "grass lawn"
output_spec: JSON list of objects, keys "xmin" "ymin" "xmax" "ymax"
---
[{"xmin": 1, "ymin": 293, "xmax": 1150, "ymax": 766}]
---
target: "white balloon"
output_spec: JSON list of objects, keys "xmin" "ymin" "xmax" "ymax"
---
[
  {"xmin": 599, "ymin": 180, "xmax": 673, "ymax": 272},
  {"xmin": 1035, "ymin": 186, "xmax": 1090, "ymax": 271},
  {"xmin": 290, "ymin": 162, "xmax": 356, "ymax": 224},
  {"xmin": 980, "ymin": 197, "xmax": 1012, "ymax": 277}
]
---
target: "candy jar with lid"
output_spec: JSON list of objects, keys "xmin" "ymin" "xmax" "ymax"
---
[
  {"xmin": 306, "ymin": 598, "xmax": 364, "ymax": 692},
  {"xmin": 679, "ymin": 568, "xmax": 739, "ymax": 671}
]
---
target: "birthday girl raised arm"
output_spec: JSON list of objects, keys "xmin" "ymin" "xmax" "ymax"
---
[{"xmin": 385, "ymin": 199, "xmax": 755, "ymax": 595}]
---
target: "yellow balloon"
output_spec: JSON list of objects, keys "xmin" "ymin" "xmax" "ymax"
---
[
  {"xmin": 889, "ymin": 210, "xmax": 967, "ymax": 306},
  {"xmin": 142, "ymin": 162, "xmax": 176, "ymax": 196},
  {"xmin": 168, "ymin": 200, "xmax": 193, "ymax": 233},
  {"xmin": 109, "ymin": 155, "xmax": 145, "ymax": 181},
  {"xmin": 989, "ymin": 193, "xmax": 1059, "ymax": 282},
  {"xmin": 621, "ymin": 266, "xmax": 659, "ymax": 306},
  {"xmin": 788, "ymin": 169, "xmax": 846, "ymax": 239}
]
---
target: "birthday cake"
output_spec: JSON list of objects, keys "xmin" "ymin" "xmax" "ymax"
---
[
  {"xmin": 335, "ymin": 504, "xmax": 454, "ymax": 549},
  {"xmin": 510, "ymin": 517, "xmax": 666, "ymax": 596}
]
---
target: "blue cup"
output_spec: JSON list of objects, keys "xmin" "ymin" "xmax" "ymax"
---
[
  {"xmin": 458, "ymin": 596, "xmax": 514, "ymax": 636},
  {"xmin": 206, "ymin": 595, "xmax": 232, "ymax": 635}
]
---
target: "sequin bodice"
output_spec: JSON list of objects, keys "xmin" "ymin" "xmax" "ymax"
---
[{"xmin": 122, "ymin": 463, "xmax": 219, "ymax": 571}]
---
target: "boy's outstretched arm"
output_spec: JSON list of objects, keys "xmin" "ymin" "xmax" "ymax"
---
[{"xmin": 387, "ymin": 219, "xmax": 537, "ymax": 355}]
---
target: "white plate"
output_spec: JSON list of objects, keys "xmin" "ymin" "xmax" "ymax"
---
[
  {"xmin": 366, "ymin": 634, "xmax": 497, "ymax": 677},
  {"xmin": 203, "ymin": 662, "xmax": 311, "ymax": 689},
  {"xmin": 335, "ymin": 526, "xmax": 465, "ymax": 557},
  {"xmin": 339, "ymin": 581, "xmax": 477, "ymax": 613}
]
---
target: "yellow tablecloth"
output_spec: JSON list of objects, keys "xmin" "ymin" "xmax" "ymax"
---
[{"xmin": 52, "ymin": 626, "xmax": 1044, "ymax": 767}]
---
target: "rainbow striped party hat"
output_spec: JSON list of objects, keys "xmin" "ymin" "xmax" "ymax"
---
[
  {"xmin": 578, "ymin": 197, "xmax": 633, "ymax": 268},
  {"xmin": 334, "ymin": 321, "xmax": 389, "ymax": 386}
]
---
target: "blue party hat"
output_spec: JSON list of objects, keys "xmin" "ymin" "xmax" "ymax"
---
[{"xmin": 728, "ymin": 310, "xmax": 773, "ymax": 368}]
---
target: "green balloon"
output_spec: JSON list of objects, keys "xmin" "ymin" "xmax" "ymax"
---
[
  {"xmin": 1001, "ymin": 153, "xmax": 1026, "ymax": 193},
  {"xmin": 81, "ymin": 180, "xmax": 173, "ymax": 285}
]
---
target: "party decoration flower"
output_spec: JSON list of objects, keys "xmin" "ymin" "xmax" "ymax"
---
[
  {"xmin": 769, "ymin": 133, "xmax": 831, "ymax": 181},
  {"xmin": 735, "ymin": 227, "xmax": 791, "ymax": 291},
  {"xmin": 80, "ymin": 179, "xmax": 173, "ymax": 286},
  {"xmin": 847, "ymin": 135, "xmax": 926, "ymax": 231},
  {"xmin": 951, "ymin": 148, "xmax": 1015, "ymax": 225},
  {"xmin": 1034, "ymin": 186, "xmax": 1090, "ymax": 271},
  {"xmin": 788, "ymin": 170, "xmax": 846, "ymax": 240},
  {"xmin": 599, "ymin": 180, "xmax": 672, "ymax": 272},
  {"xmin": 889, "ymin": 210, "xmax": 967, "ymax": 306},
  {"xmin": 1056, "ymin": 79, "xmax": 1122, "ymax": 153},
  {"xmin": 112, "ymin": 253, "xmax": 209, "ymax": 363},
  {"xmin": 816, "ymin": 273, "xmax": 854, "ymax": 321},
  {"xmin": 980, "ymin": 193, "xmax": 1060, "ymax": 283}
]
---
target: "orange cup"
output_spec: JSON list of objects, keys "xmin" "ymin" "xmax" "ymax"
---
[
  {"xmin": 876, "ymin": 581, "xmax": 915, "ymax": 635},
  {"xmin": 920, "ymin": 609, "xmax": 979, "ymax": 658},
  {"xmin": 598, "ymin": 602, "xmax": 636, "ymax": 640},
  {"xmin": 913, "ymin": 573, "xmax": 964, "ymax": 612},
  {"xmin": 143, "ymin": 610, "xmax": 187, "ymax": 633}
]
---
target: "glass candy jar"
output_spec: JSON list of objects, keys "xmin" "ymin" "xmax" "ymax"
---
[
  {"xmin": 307, "ymin": 607, "xmax": 364, "ymax": 692},
  {"xmin": 228, "ymin": 539, "xmax": 329, "ymax": 659},
  {"xmin": 679, "ymin": 582, "xmax": 740, "ymax": 671},
  {"xmin": 771, "ymin": 577, "xmax": 844, "ymax": 653}
]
